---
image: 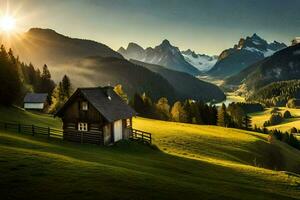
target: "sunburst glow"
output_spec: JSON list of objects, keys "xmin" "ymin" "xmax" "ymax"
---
[{"xmin": 0, "ymin": 16, "xmax": 16, "ymax": 32}]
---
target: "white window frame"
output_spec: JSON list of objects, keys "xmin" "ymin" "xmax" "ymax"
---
[
  {"xmin": 78, "ymin": 123, "xmax": 88, "ymax": 132},
  {"xmin": 81, "ymin": 101, "xmax": 88, "ymax": 111}
]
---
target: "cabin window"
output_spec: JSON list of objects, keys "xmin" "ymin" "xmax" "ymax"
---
[
  {"xmin": 81, "ymin": 101, "xmax": 88, "ymax": 111},
  {"xmin": 78, "ymin": 123, "xmax": 88, "ymax": 131}
]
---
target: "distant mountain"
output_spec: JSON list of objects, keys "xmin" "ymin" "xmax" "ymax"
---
[
  {"xmin": 1, "ymin": 28, "xmax": 123, "ymax": 68},
  {"xmin": 208, "ymin": 33, "xmax": 286, "ymax": 77},
  {"xmin": 118, "ymin": 40, "xmax": 200, "ymax": 76},
  {"xmin": 130, "ymin": 59, "xmax": 225, "ymax": 102},
  {"xmin": 68, "ymin": 56, "xmax": 178, "ymax": 101},
  {"xmin": 224, "ymin": 43, "xmax": 300, "ymax": 94},
  {"xmin": 181, "ymin": 49, "xmax": 217, "ymax": 72}
]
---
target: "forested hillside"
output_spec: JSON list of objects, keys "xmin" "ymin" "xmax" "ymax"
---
[
  {"xmin": 225, "ymin": 44, "xmax": 300, "ymax": 93},
  {"xmin": 247, "ymin": 80, "xmax": 300, "ymax": 106},
  {"xmin": 130, "ymin": 59, "xmax": 225, "ymax": 102},
  {"xmin": 0, "ymin": 45, "xmax": 55, "ymax": 106}
]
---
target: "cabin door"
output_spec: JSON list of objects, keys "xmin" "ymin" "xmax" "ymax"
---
[{"xmin": 113, "ymin": 120, "xmax": 123, "ymax": 142}]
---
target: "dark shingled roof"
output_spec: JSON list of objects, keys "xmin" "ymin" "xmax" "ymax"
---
[
  {"xmin": 24, "ymin": 93, "xmax": 48, "ymax": 103},
  {"xmin": 55, "ymin": 87, "xmax": 136, "ymax": 122}
]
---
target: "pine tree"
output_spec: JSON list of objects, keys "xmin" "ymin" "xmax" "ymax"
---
[
  {"xmin": 0, "ymin": 45, "xmax": 21, "ymax": 105},
  {"xmin": 242, "ymin": 114, "xmax": 252, "ymax": 130},
  {"xmin": 132, "ymin": 93, "xmax": 145, "ymax": 115},
  {"xmin": 217, "ymin": 103, "xmax": 229, "ymax": 127},
  {"xmin": 62, "ymin": 75, "xmax": 72, "ymax": 98},
  {"xmin": 38, "ymin": 64, "xmax": 55, "ymax": 95},
  {"xmin": 183, "ymin": 100, "xmax": 192, "ymax": 123},
  {"xmin": 48, "ymin": 75, "xmax": 72, "ymax": 113}
]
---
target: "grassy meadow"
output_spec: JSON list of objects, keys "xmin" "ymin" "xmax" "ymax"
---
[
  {"xmin": 250, "ymin": 107, "xmax": 300, "ymax": 132},
  {"xmin": 0, "ymin": 106, "xmax": 300, "ymax": 199}
]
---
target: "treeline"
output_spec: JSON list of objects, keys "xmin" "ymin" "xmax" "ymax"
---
[
  {"xmin": 251, "ymin": 125, "xmax": 300, "ymax": 150},
  {"xmin": 217, "ymin": 103, "xmax": 252, "ymax": 130},
  {"xmin": 247, "ymin": 80, "xmax": 300, "ymax": 107},
  {"xmin": 0, "ymin": 44, "xmax": 72, "ymax": 112},
  {"xmin": 0, "ymin": 45, "xmax": 55, "ymax": 105},
  {"xmin": 263, "ymin": 110, "xmax": 292, "ymax": 127},
  {"xmin": 130, "ymin": 93, "xmax": 218, "ymax": 125}
]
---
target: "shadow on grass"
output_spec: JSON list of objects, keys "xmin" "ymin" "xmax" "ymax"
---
[{"xmin": 0, "ymin": 130, "xmax": 300, "ymax": 200}]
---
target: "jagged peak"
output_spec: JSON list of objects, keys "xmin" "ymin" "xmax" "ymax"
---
[
  {"xmin": 117, "ymin": 47, "xmax": 126, "ymax": 52},
  {"xmin": 160, "ymin": 39, "xmax": 172, "ymax": 48},
  {"xmin": 182, "ymin": 49, "xmax": 194, "ymax": 55},
  {"xmin": 127, "ymin": 42, "xmax": 143, "ymax": 49}
]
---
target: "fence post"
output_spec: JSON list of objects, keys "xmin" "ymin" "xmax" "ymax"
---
[
  {"xmin": 18, "ymin": 123, "xmax": 21, "ymax": 133},
  {"xmin": 4, "ymin": 123, "xmax": 7, "ymax": 130},
  {"xmin": 32, "ymin": 125, "xmax": 35, "ymax": 136},
  {"xmin": 81, "ymin": 132, "xmax": 83, "ymax": 144},
  {"xmin": 142, "ymin": 132, "xmax": 144, "ymax": 142},
  {"xmin": 48, "ymin": 127, "xmax": 50, "ymax": 139},
  {"xmin": 149, "ymin": 134, "xmax": 152, "ymax": 144}
]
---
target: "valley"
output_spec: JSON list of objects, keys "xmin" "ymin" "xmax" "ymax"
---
[{"xmin": 0, "ymin": 1, "xmax": 300, "ymax": 199}]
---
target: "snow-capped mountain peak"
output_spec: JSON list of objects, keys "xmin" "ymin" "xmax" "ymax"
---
[
  {"xmin": 117, "ymin": 40, "xmax": 200, "ymax": 76},
  {"xmin": 208, "ymin": 34, "xmax": 287, "ymax": 77},
  {"xmin": 181, "ymin": 49, "xmax": 217, "ymax": 72}
]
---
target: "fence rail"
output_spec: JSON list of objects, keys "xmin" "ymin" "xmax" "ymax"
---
[
  {"xmin": 0, "ymin": 121, "xmax": 63, "ymax": 139},
  {"xmin": 0, "ymin": 121, "xmax": 152, "ymax": 145},
  {"xmin": 130, "ymin": 129, "xmax": 152, "ymax": 144}
]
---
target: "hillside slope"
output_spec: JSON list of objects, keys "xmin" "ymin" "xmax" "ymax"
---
[
  {"xmin": 65, "ymin": 56, "xmax": 178, "ymax": 101},
  {"xmin": 225, "ymin": 43, "xmax": 300, "ymax": 93},
  {"xmin": 0, "ymin": 107, "xmax": 300, "ymax": 199},
  {"xmin": 2, "ymin": 28, "xmax": 123, "ymax": 68},
  {"xmin": 130, "ymin": 59, "xmax": 225, "ymax": 102}
]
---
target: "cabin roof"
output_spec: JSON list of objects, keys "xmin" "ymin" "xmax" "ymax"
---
[
  {"xmin": 55, "ymin": 87, "xmax": 136, "ymax": 122},
  {"xmin": 24, "ymin": 93, "xmax": 48, "ymax": 103}
]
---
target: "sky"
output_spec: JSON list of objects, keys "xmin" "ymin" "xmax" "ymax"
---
[{"xmin": 1, "ymin": 0, "xmax": 300, "ymax": 55}]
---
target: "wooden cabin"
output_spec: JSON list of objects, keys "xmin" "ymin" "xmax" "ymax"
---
[
  {"xmin": 24, "ymin": 93, "xmax": 48, "ymax": 111},
  {"xmin": 55, "ymin": 87, "xmax": 136, "ymax": 145}
]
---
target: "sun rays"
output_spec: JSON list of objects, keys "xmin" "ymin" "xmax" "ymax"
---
[{"xmin": 0, "ymin": 15, "xmax": 16, "ymax": 32}]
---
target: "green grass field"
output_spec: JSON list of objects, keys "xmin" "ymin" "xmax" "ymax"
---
[
  {"xmin": 251, "ymin": 107, "xmax": 300, "ymax": 132},
  {"xmin": 0, "ymin": 106, "xmax": 300, "ymax": 200}
]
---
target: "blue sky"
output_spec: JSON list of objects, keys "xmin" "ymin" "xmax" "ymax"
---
[{"xmin": 2, "ymin": 0, "xmax": 300, "ymax": 55}]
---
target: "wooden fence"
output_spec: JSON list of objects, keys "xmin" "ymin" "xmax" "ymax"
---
[
  {"xmin": 0, "ymin": 121, "xmax": 63, "ymax": 139},
  {"xmin": 0, "ymin": 121, "xmax": 152, "ymax": 144},
  {"xmin": 130, "ymin": 129, "xmax": 152, "ymax": 144}
]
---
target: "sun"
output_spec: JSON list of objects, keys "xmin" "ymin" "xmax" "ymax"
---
[{"xmin": 0, "ymin": 15, "xmax": 16, "ymax": 32}]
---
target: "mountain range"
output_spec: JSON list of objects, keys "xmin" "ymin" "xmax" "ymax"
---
[
  {"xmin": 208, "ymin": 33, "xmax": 287, "ymax": 77},
  {"xmin": 118, "ymin": 40, "xmax": 201, "ymax": 76},
  {"xmin": 225, "ymin": 43, "xmax": 300, "ymax": 94},
  {"xmin": 1, "ymin": 28, "xmax": 225, "ymax": 102}
]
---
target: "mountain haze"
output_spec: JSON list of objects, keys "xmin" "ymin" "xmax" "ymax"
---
[
  {"xmin": 0, "ymin": 28, "xmax": 225, "ymax": 102},
  {"xmin": 1, "ymin": 28, "xmax": 123, "ymax": 68},
  {"xmin": 130, "ymin": 59, "xmax": 225, "ymax": 102}
]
